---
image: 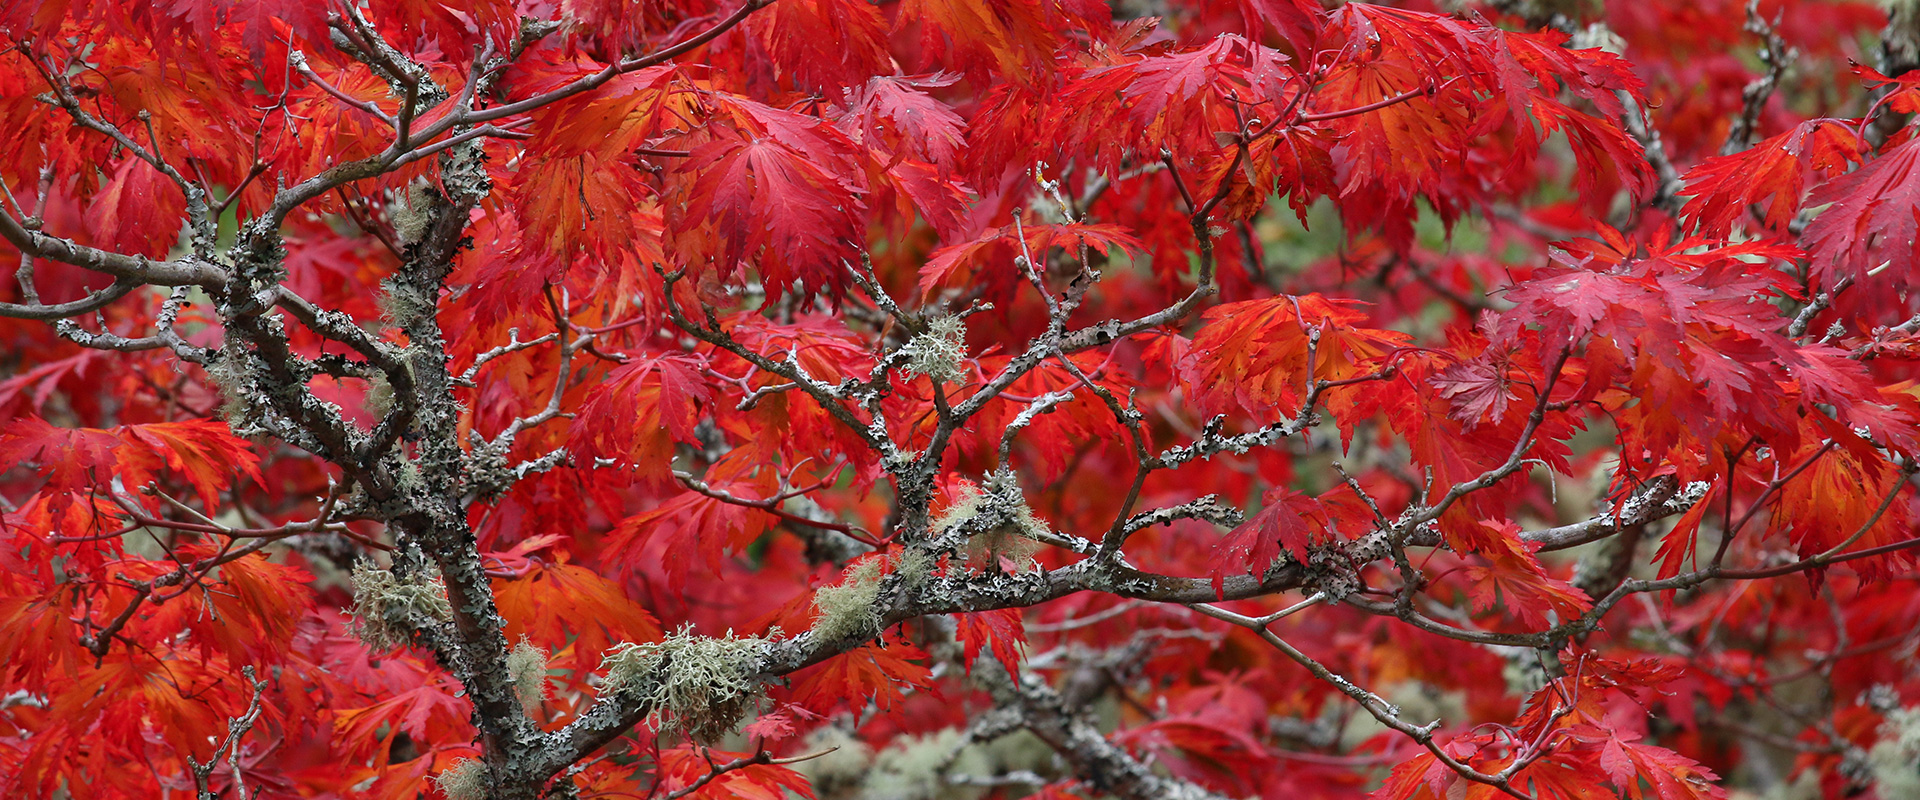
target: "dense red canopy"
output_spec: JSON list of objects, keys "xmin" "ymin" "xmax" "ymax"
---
[{"xmin": 4, "ymin": 1, "xmax": 1920, "ymax": 799}]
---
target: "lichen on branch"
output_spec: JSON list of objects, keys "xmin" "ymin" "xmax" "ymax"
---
[
  {"xmin": 597, "ymin": 626, "xmax": 778, "ymax": 742},
  {"xmin": 347, "ymin": 559, "xmax": 453, "ymax": 651}
]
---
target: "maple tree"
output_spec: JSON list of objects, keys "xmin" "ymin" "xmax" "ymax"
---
[{"xmin": 7, "ymin": 0, "xmax": 1920, "ymax": 798}]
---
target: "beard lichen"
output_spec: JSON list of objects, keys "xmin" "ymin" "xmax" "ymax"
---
[
  {"xmin": 597, "ymin": 626, "xmax": 775, "ymax": 743},
  {"xmin": 364, "ymin": 370, "xmax": 395, "ymax": 419},
  {"xmin": 507, "ymin": 637, "xmax": 550, "ymax": 716},
  {"xmin": 899, "ymin": 315, "xmax": 968, "ymax": 384},
  {"xmin": 807, "ymin": 723, "xmax": 1047, "ymax": 800},
  {"xmin": 204, "ymin": 345, "xmax": 268, "ymax": 435},
  {"xmin": 389, "ymin": 181, "xmax": 438, "ymax": 246},
  {"xmin": 809, "ymin": 556, "xmax": 888, "ymax": 644},
  {"xmin": 432, "ymin": 758, "xmax": 486, "ymax": 800},
  {"xmin": 347, "ymin": 559, "xmax": 453, "ymax": 651},
  {"xmin": 379, "ymin": 275, "xmax": 438, "ymax": 330}
]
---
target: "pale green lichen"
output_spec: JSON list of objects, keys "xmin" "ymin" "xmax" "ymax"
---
[
  {"xmin": 1498, "ymin": 647, "xmax": 1550, "ymax": 699},
  {"xmin": 977, "ymin": 730, "xmax": 1053, "ymax": 778},
  {"xmin": 507, "ymin": 638, "xmax": 549, "ymax": 716},
  {"xmin": 598, "ymin": 626, "xmax": 774, "ymax": 742},
  {"xmin": 390, "ymin": 181, "xmax": 436, "ymax": 245},
  {"xmin": 1570, "ymin": 22, "xmax": 1626, "ymax": 55},
  {"xmin": 894, "ymin": 546, "xmax": 934, "ymax": 588},
  {"xmin": 809, "ymin": 549, "xmax": 935, "ymax": 644},
  {"xmin": 379, "ymin": 277, "xmax": 438, "ymax": 329},
  {"xmin": 809, "ymin": 557, "xmax": 888, "ymax": 644},
  {"xmin": 931, "ymin": 482, "xmax": 986, "ymax": 538},
  {"xmin": 794, "ymin": 726, "xmax": 874, "ymax": 798},
  {"xmin": 936, "ymin": 473, "xmax": 1049, "ymax": 569},
  {"xmin": 1870, "ymin": 706, "xmax": 1920, "ymax": 797},
  {"xmin": 962, "ymin": 523, "xmax": 1041, "ymax": 569},
  {"xmin": 347, "ymin": 560, "xmax": 452, "ymax": 651},
  {"xmin": 204, "ymin": 346, "xmax": 263, "ymax": 432},
  {"xmin": 433, "ymin": 758, "xmax": 486, "ymax": 800},
  {"xmin": 801, "ymin": 723, "xmax": 1044, "ymax": 800},
  {"xmin": 884, "ymin": 449, "xmax": 921, "ymax": 473},
  {"xmin": 1757, "ymin": 771, "xmax": 1819, "ymax": 800},
  {"xmin": 859, "ymin": 728, "xmax": 990, "ymax": 800},
  {"xmin": 899, "ymin": 316, "xmax": 967, "ymax": 384},
  {"xmin": 363, "ymin": 371, "xmax": 395, "ymax": 420},
  {"xmin": 1338, "ymin": 681, "xmax": 1465, "ymax": 751}
]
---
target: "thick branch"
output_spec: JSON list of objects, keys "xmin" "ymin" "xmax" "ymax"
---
[{"xmin": 0, "ymin": 211, "xmax": 225, "ymax": 287}]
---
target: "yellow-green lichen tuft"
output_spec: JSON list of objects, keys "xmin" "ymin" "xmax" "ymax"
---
[
  {"xmin": 347, "ymin": 560, "xmax": 452, "ymax": 651},
  {"xmin": 859, "ymin": 728, "xmax": 990, "ymax": 800},
  {"xmin": 507, "ymin": 638, "xmax": 549, "ymax": 716},
  {"xmin": 809, "ymin": 549, "xmax": 936, "ymax": 644},
  {"xmin": 598, "ymin": 626, "xmax": 775, "ymax": 743},
  {"xmin": 432, "ymin": 758, "xmax": 486, "ymax": 800},
  {"xmin": 809, "ymin": 557, "xmax": 888, "ymax": 644},
  {"xmin": 935, "ymin": 473, "xmax": 1049, "ymax": 569}
]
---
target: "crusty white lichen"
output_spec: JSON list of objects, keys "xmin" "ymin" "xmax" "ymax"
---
[
  {"xmin": 598, "ymin": 626, "xmax": 775, "ymax": 742},
  {"xmin": 347, "ymin": 560, "xmax": 453, "ymax": 651},
  {"xmin": 899, "ymin": 315, "xmax": 968, "ymax": 384},
  {"xmin": 507, "ymin": 638, "xmax": 549, "ymax": 716},
  {"xmin": 1869, "ymin": 705, "xmax": 1920, "ymax": 797},
  {"xmin": 433, "ymin": 758, "xmax": 486, "ymax": 800}
]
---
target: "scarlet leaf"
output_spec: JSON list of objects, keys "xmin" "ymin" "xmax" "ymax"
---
[
  {"xmin": 1803, "ymin": 137, "xmax": 1920, "ymax": 291},
  {"xmin": 671, "ymin": 120, "xmax": 867, "ymax": 297},
  {"xmin": 1184, "ymin": 293, "xmax": 1410, "ymax": 418},
  {"xmin": 570, "ymin": 353, "xmax": 712, "ymax": 482},
  {"xmin": 86, "ymin": 157, "xmax": 186, "ymax": 258},
  {"xmin": 494, "ymin": 561, "xmax": 663, "ymax": 666},
  {"xmin": 954, "ymin": 607, "xmax": 1025, "ymax": 674},
  {"xmin": 655, "ymin": 745, "xmax": 817, "ymax": 800},
  {"xmin": 0, "ymin": 417, "xmax": 124, "ymax": 496},
  {"xmin": 919, "ymin": 221, "xmax": 1145, "ymax": 299},
  {"xmin": 117, "ymin": 420, "xmax": 263, "ymax": 510},
  {"xmin": 836, "ymin": 74, "xmax": 968, "ymax": 171},
  {"xmin": 788, "ymin": 641, "xmax": 935, "ymax": 714},
  {"xmin": 750, "ymin": 0, "xmax": 890, "ymax": 91},
  {"xmin": 1463, "ymin": 552, "xmax": 1592, "ymax": 629},
  {"xmin": 1209, "ymin": 487, "xmax": 1330, "ymax": 596},
  {"xmin": 0, "ymin": 418, "xmax": 259, "ymax": 511},
  {"xmin": 1681, "ymin": 120, "xmax": 1861, "ymax": 236},
  {"xmin": 603, "ymin": 468, "xmax": 779, "ymax": 590}
]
